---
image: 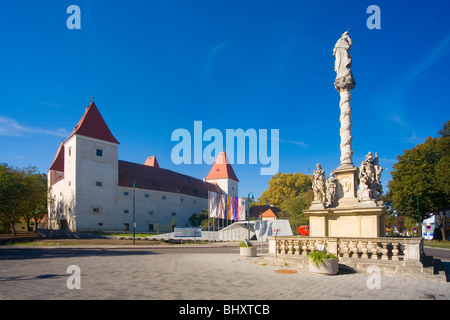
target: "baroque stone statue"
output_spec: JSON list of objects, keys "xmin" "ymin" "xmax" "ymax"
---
[
  {"xmin": 358, "ymin": 152, "xmax": 383, "ymax": 201},
  {"xmin": 333, "ymin": 31, "xmax": 356, "ymax": 91},
  {"xmin": 372, "ymin": 152, "xmax": 383, "ymax": 200},
  {"xmin": 312, "ymin": 163, "xmax": 326, "ymax": 204},
  {"xmin": 325, "ymin": 173, "xmax": 337, "ymax": 207}
]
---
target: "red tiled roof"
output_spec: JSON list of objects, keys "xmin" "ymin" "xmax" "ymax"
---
[
  {"xmin": 118, "ymin": 160, "xmax": 222, "ymax": 198},
  {"xmin": 49, "ymin": 143, "xmax": 64, "ymax": 172},
  {"xmin": 67, "ymin": 102, "xmax": 119, "ymax": 144},
  {"xmin": 144, "ymin": 156, "xmax": 159, "ymax": 168},
  {"xmin": 249, "ymin": 205, "xmax": 281, "ymax": 218},
  {"xmin": 205, "ymin": 152, "xmax": 239, "ymax": 182}
]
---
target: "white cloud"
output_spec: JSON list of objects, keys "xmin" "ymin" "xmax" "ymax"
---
[
  {"xmin": 0, "ymin": 116, "xmax": 68, "ymax": 137},
  {"xmin": 392, "ymin": 132, "xmax": 426, "ymax": 145},
  {"xmin": 389, "ymin": 114, "xmax": 408, "ymax": 128},
  {"xmin": 280, "ymin": 139, "xmax": 308, "ymax": 147},
  {"xmin": 201, "ymin": 41, "xmax": 230, "ymax": 90},
  {"xmin": 406, "ymin": 33, "xmax": 450, "ymax": 81}
]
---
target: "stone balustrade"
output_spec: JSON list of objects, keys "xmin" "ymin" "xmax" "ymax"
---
[{"xmin": 268, "ymin": 236, "xmax": 424, "ymax": 263}]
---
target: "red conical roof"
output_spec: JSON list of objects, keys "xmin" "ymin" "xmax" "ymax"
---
[
  {"xmin": 205, "ymin": 152, "xmax": 239, "ymax": 182},
  {"xmin": 144, "ymin": 156, "xmax": 160, "ymax": 168},
  {"xmin": 67, "ymin": 101, "xmax": 119, "ymax": 144},
  {"xmin": 49, "ymin": 143, "xmax": 64, "ymax": 172}
]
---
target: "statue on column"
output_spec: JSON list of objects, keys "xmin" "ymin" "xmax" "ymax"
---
[
  {"xmin": 333, "ymin": 31, "xmax": 355, "ymax": 91},
  {"xmin": 312, "ymin": 163, "xmax": 326, "ymax": 204}
]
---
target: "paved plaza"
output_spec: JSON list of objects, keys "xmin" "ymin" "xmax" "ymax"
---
[{"xmin": 1, "ymin": 243, "xmax": 449, "ymax": 301}]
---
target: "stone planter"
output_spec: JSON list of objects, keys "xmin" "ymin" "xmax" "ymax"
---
[
  {"xmin": 308, "ymin": 258, "xmax": 339, "ymax": 275},
  {"xmin": 240, "ymin": 247, "xmax": 257, "ymax": 257}
]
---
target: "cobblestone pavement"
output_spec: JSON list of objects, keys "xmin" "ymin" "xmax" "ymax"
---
[{"xmin": 0, "ymin": 245, "xmax": 449, "ymax": 301}]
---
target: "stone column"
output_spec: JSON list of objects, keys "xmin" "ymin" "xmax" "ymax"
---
[
  {"xmin": 338, "ymin": 89, "xmax": 354, "ymax": 168},
  {"xmin": 335, "ymin": 75, "xmax": 356, "ymax": 169},
  {"xmin": 333, "ymin": 76, "xmax": 357, "ymax": 206}
]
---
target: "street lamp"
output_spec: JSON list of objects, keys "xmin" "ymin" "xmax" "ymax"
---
[
  {"xmin": 247, "ymin": 192, "xmax": 255, "ymax": 241},
  {"xmin": 133, "ymin": 179, "xmax": 136, "ymax": 245},
  {"xmin": 409, "ymin": 195, "xmax": 421, "ymax": 237}
]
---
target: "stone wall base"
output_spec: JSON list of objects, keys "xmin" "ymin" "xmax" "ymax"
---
[{"xmin": 253, "ymin": 254, "xmax": 447, "ymax": 282}]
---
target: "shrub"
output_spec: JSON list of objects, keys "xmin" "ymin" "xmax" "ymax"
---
[{"xmin": 308, "ymin": 250, "xmax": 337, "ymax": 267}]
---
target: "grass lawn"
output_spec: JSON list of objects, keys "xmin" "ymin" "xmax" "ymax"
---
[
  {"xmin": 104, "ymin": 233, "xmax": 155, "ymax": 238},
  {"xmin": 422, "ymin": 240, "xmax": 450, "ymax": 249}
]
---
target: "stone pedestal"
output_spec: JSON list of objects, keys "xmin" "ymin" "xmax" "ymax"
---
[
  {"xmin": 304, "ymin": 205, "xmax": 386, "ymax": 238},
  {"xmin": 332, "ymin": 166, "xmax": 359, "ymax": 207}
]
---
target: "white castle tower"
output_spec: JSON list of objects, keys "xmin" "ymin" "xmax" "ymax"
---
[
  {"xmin": 48, "ymin": 101, "xmax": 120, "ymax": 231},
  {"xmin": 205, "ymin": 152, "xmax": 239, "ymax": 198}
]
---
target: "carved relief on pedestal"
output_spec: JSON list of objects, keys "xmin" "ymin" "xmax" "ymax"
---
[{"xmin": 335, "ymin": 171, "xmax": 356, "ymax": 199}]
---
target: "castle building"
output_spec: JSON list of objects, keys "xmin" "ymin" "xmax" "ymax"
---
[{"xmin": 47, "ymin": 101, "xmax": 238, "ymax": 232}]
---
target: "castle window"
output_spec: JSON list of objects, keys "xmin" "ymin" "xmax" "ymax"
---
[
  {"xmin": 93, "ymin": 208, "xmax": 100, "ymax": 213},
  {"xmin": 148, "ymin": 224, "xmax": 154, "ymax": 232},
  {"xmin": 68, "ymin": 148, "xmax": 72, "ymax": 156},
  {"xmin": 162, "ymin": 196, "xmax": 166, "ymax": 200},
  {"xmin": 98, "ymin": 222, "xmax": 103, "ymax": 226},
  {"xmin": 96, "ymin": 149, "xmax": 103, "ymax": 157},
  {"xmin": 123, "ymin": 223, "xmax": 129, "ymax": 231},
  {"xmin": 96, "ymin": 181, "xmax": 103, "ymax": 187},
  {"xmin": 180, "ymin": 198, "xmax": 184, "ymax": 202},
  {"xmin": 172, "ymin": 212, "xmax": 176, "ymax": 216},
  {"xmin": 124, "ymin": 209, "xmax": 129, "ymax": 214},
  {"xmin": 145, "ymin": 194, "xmax": 149, "ymax": 198},
  {"xmin": 148, "ymin": 211, "xmax": 153, "ymax": 215},
  {"xmin": 124, "ymin": 191, "xmax": 129, "ymax": 196}
]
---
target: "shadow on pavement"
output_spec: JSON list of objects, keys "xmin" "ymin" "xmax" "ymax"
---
[
  {"xmin": 0, "ymin": 248, "xmax": 159, "ymax": 261},
  {"xmin": 0, "ymin": 273, "xmax": 66, "ymax": 282}
]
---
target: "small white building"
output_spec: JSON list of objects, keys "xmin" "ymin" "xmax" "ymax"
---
[{"xmin": 47, "ymin": 101, "xmax": 239, "ymax": 233}]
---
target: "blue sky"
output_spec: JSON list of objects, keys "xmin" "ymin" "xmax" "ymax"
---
[{"xmin": 0, "ymin": 0, "xmax": 449, "ymax": 199}]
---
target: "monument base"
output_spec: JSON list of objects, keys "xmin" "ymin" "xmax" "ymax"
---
[
  {"xmin": 305, "ymin": 164, "xmax": 386, "ymax": 238},
  {"xmin": 304, "ymin": 205, "xmax": 386, "ymax": 238}
]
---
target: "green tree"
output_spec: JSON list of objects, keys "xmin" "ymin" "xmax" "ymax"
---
[
  {"xmin": 389, "ymin": 121, "xmax": 449, "ymax": 238},
  {"xmin": 282, "ymin": 191, "xmax": 314, "ymax": 233},
  {"xmin": 20, "ymin": 167, "xmax": 47, "ymax": 232},
  {"xmin": 189, "ymin": 209, "xmax": 209, "ymax": 228},
  {"xmin": 0, "ymin": 164, "xmax": 48, "ymax": 235},
  {"xmin": 0, "ymin": 164, "xmax": 30, "ymax": 235},
  {"xmin": 381, "ymin": 190, "xmax": 396, "ymax": 235},
  {"xmin": 256, "ymin": 172, "xmax": 313, "ymax": 233},
  {"xmin": 257, "ymin": 172, "xmax": 312, "ymax": 208},
  {"xmin": 438, "ymin": 120, "xmax": 449, "ymax": 137},
  {"xmin": 404, "ymin": 216, "xmax": 419, "ymax": 236}
]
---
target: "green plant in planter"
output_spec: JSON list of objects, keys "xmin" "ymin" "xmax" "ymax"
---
[
  {"xmin": 308, "ymin": 250, "xmax": 337, "ymax": 267},
  {"xmin": 239, "ymin": 240, "xmax": 253, "ymax": 247}
]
